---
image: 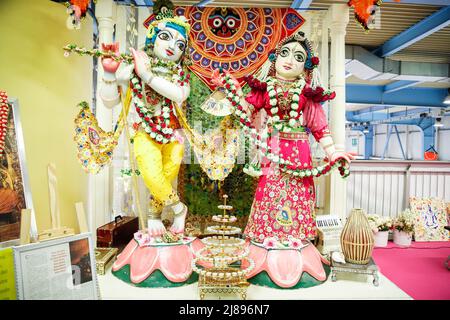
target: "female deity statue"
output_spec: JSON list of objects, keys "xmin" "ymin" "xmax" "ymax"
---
[
  {"xmin": 213, "ymin": 30, "xmax": 355, "ymax": 245},
  {"xmin": 99, "ymin": 8, "xmax": 191, "ymax": 238}
]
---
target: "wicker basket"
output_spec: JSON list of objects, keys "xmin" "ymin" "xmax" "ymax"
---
[{"xmin": 340, "ymin": 208, "xmax": 374, "ymax": 265}]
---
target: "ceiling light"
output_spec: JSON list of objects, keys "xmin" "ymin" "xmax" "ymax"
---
[{"xmin": 363, "ymin": 126, "xmax": 369, "ymax": 134}]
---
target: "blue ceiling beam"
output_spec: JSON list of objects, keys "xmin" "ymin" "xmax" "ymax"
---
[
  {"xmin": 347, "ymin": 111, "xmax": 390, "ymax": 122},
  {"xmin": 352, "ymin": 106, "xmax": 392, "ymax": 116},
  {"xmin": 373, "ymin": 6, "xmax": 450, "ymax": 57},
  {"xmin": 290, "ymin": 0, "xmax": 313, "ymax": 10},
  {"xmin": 390, "ymin": 107, "xmax": 431, "ymax": 118},
  {"xmin": 347, "ymin": 107, "xmax": 432, "ymax": 123},
  {"xmin": 383, "ymin": 80, "xmax": 422, "ymax": 94},
  {"xmin": 346, "ymin": 84, "xmax": 448, "ymax": 108}
]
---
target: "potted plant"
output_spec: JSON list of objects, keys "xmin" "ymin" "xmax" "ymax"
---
[
  {"xmin": 367, "ymin": 214, "xmax": 392, "ymax": 247},
  {"xmin": 393, "ymin": 209, "xmax": 415, "ymax": 247}
]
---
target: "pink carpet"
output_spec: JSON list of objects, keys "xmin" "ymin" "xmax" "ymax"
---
[{"xmin": 372, "ymin": 241, "xmax": 450, "ymax": 300}]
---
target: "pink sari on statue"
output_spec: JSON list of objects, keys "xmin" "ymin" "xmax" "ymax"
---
[{"xmin": 244, "ymin": 84, "xmax": 332, "ymax": 243}]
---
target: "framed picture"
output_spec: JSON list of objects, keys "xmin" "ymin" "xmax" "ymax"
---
[
  {"xmin": 410, "ymin": 197, "xmax": 448, "ymax": 242},
  {"xmin": 13, "ymin": 232, "xmax": 99, "ymax": 300},
  {"xmin": 0, "ymin": 97, "xmax": 37, "ymax": 247}
]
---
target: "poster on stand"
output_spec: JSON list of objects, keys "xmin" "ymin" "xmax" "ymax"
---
[
  {"xmin": 0, "ymin": 95, "xmax": 36, "ymax": 246},
  {"xmin": 13, "ymin": 233, "xmax": 99, "ymax": 300}
]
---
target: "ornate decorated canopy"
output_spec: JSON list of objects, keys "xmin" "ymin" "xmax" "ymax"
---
[{"xmin": 144, "ymin": 7, "xmax": 305, "ymax": 90}]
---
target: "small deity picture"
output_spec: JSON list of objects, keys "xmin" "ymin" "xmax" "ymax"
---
[{"xmin": 0, "ymin": 96, "xmax": 29, "ymax": 244}]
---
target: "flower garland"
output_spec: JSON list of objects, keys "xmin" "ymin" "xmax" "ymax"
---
[
  {"xmin": 218, "ymin": 70, "xmax": 350, "ymax": 179},
  {"xmin": 279, "ymin": 158, "xmax": 350, "ymax": 179},
  {"xmin": 130, "ymin": 62, "xmax": 189, "ymax": 144},
  {"xmin": 0, "ymin": 91, "xmax": 10, "ymax": 157},
  {"xmin": 266, "ymin": 76, "xmax": 305, "ymax": 130}
]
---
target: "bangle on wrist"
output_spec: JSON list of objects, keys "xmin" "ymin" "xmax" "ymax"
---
[
  {"xmin": 102, "ymin": 77, "xmax": 116, "ymax": 84},
  {"xmin": 142, "ymin": 72, "xmax": 154, "ymax": 85}
]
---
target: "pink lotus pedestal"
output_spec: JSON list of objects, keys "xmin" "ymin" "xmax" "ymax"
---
[
  {"xmin": 241, "ymin": 241, "xmax": 330, "ymax": 289},
  {"xmin": 111, "ymin": 236, "xmax": 205, "ymax": 287}
]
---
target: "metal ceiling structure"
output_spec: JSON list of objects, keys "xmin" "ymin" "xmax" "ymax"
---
[{"xmin": 123, "ymin": 1, "xmax": 450, "ymax": 72}]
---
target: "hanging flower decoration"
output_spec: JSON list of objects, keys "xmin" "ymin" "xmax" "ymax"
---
[
  {"xmin": 0, "ymin": 91, "xmax": 10, "ymax": 158},
  {"xmin": 347, "ymin": 0, "xmax": 382, "ymax": 31},
  {"xmin": 69, "ymin": 0, "xmax": 92, "ymax": 17},
  {"xmin": 51, "ymin": 0, "xmax": 95, "ymax": 29}
]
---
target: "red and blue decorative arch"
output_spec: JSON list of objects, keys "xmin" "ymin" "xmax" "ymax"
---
[{"xmin": 144, "ymin": 7, "xmax": 305, "ymax": 90}]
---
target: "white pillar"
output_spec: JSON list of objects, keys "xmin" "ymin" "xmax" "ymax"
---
[
  {"xmin": 320, "ymin": 13, "xmax": 329, "ymax": 90},
  {"xmin": 329, "ymin": 4, "xmax": 349, "ymax": 220},
  {"xmin": 319, "ymin": 13, "xmax": 331, "ymax": 214},
  {"xmin": 87, "ymin": 0, "xmax": 116, "ymax": 241}
]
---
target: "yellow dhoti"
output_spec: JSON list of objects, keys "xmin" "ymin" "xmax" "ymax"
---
[{"xmin": 134, "ymin": 130, "xmax": 184, "ymax": 219}]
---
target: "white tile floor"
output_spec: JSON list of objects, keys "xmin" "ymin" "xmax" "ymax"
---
[{"xmin": 98, "ymin": 267, "xmax": 411, "ymax": 300}]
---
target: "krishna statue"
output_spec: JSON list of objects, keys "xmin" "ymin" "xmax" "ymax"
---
[{"xmin": 97, "ymin": 1, "xmax": 210, "ymax": 287}]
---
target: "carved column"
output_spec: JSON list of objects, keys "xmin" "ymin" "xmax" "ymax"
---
[{"xmin": 329, "ymin": 4, "xmax": 349, "ymax": 220}]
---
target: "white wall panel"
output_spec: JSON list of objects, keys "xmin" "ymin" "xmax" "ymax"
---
[{"xmin": 347, "ymin": 161, "xmax": 450, "ymax": 218}]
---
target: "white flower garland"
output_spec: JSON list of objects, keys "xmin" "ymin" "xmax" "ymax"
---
[
  {"xmin": 219, "ymin": 71, "xmax": 350, "ymax": 179},
  {"xmin": 266, "ymin": 76, "xmax": 306, "ymax": 131},
  {"xmin": 130, "ymin": 64, "xmax": 189, "ymax": 144}
]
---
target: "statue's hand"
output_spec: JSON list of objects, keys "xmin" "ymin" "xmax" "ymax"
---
[
  {"xmin": 328, "ymin": 151, "xmax": 356, "ymax": 164},
  {"xmin": 211, "ymin": 69, "xmax": 242, "ymax": 94},
  {"xmin": 130, "ymin": 48, "xmax": 152, "ymax": 83},
  {"xmin": 101, "ymin": 42, "xmax": 121, "ymax": 73},
  {"xmin": 211, "ymin": 69, "xmax": 224, "ymax": 87}
]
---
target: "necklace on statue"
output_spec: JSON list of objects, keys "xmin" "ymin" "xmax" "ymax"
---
[
  {"xmin": 276, "ymin": 82, "xmax": 294, "ymax": 118},
  {"xmin": 266, "ymin": 76, "xmax": 306, "ymax": 130},
  {"xmin": 130, "ymin": 56, "xmax": 190, "ymax": 144}
]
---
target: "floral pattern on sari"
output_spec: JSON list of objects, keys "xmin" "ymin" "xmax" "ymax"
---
[{"xmin": 244, "ymin": 135, "xmax": 317, "ymax": 243}]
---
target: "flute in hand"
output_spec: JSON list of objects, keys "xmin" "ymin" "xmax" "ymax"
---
[{"xmin": 63, "ymin": 44, "xmax": 133, "ymax": 64}]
